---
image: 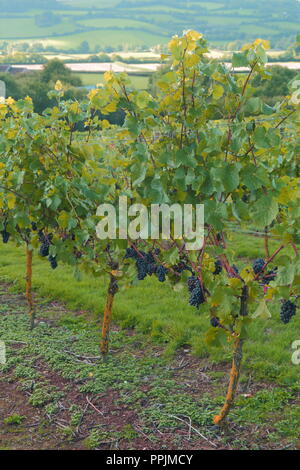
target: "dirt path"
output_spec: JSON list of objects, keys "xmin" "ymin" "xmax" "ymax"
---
[{"xmin": 0, "ymin": 283, "xmax": 298, "ymax": 450}]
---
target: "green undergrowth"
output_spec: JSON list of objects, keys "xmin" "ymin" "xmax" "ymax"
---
[
  {"xmin": 0, "ymin": 298, "xmax": 299, "ymax": 448},
  {"xmin": 0, "ymin": 235, "xmax": 299, "ymax": 391}
]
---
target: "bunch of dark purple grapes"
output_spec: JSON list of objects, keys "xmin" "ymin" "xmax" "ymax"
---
[
  {"xmin": 280, "ymin": 300, "xmax": 297, "ymax": 324},
  {"xmin": 262, "ymin": 267, "xmax": 278, "ymax": 285},
  {"xmin": 253, "ymin": 258, "xmax": 277, "ymax": 285},
  {"xmin": 213, "ymin": 260, "xmax": 222, "ymax": 275},
  {"xmin": 210, "ymin": 317, "xmax": 220, "ymax": 327},
  {"xmin": 48, "ymin": 255, "xmax": 58, "ymax": 270},
  {"xmin": 1, "ymin": 229, "xmax": 10, "ymax": 244},
  {"xmin": 125, "ymin": 247, "xmax": 168, "ymax": 282},
  {"xmin": 38, "ymin": 231, "xmax": 53, "ymax": 258},
  {"xmin": 172, "ymin": 260, "xmax": 192, "ymax": 274},
  {"xmin": 187, "ymin": 276, "xmax": 205, "ymax": 309},
  {"xmin": 253, "ymin": 258, "xmax": 265, "ymax": 275}
]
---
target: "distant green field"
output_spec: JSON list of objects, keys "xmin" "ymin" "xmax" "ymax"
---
[
  {"xmin": 79, "ymin": 18, "xmax": 164, "ymax": 34},
  {"xmin": 59, "ymin": 30, "xmax": 168, "ymax": 50},
  {"xmin": 194, "ymin": 2, "xmax": 225, "ymax": 9},
  {"xmin": 67, "ymin": 0, "xmax": 120, "ymax": 6},
  {"xmin": 75, "ymin": 72, "xmax": 150, "ymax": 89},
  {"xmin": 0, "ymin": 17, "xmax": 77, "ymax": 39},
  {"xmin": 0, "ymin": 0, "xmax": 299, "ymax": 51}
]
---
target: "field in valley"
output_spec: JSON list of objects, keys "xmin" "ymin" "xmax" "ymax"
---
[
  {"xmin": 74, "ymin": 72, "xmax": 150, "ymax": 89},
  {"xmin": 0, "ymin": 0, "xmax": 299, "ymax": 51}
]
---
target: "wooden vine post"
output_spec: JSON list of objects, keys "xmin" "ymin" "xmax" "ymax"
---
[
  {"xmin": 213, "ymin": 285, "xmax": 249, "ymax": 425},
  {"xmin": 25, "ymin": 243, "xmax": 35, "ymax": 330},
  {"xmin": 213, "ymin": 337, "xmax": 243, "ymax": 425},
  {"xmin": 100, "ymin": 267, "xmax": 119, "ymax": 358}
]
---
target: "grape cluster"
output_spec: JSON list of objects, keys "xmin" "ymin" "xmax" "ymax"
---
[
  {"xmin": 156, "ymin": 265, "xmax": 168, "ymax": 282},
  {"xmin": 213, "ymin": 260, "xmax": 222, "ymax": 275},
  {"xmin": 125, "ymin": 247, "xmax": 168, "ymax": 283},
  {"xmin": 262, "ymin": 268, "xmax": 277, "ymax": 285},
  {"xmin": 38, "ymin": 231, "xmax": 53, "ymax": 258},
  {"xmin": 74, "ymin": 249, "xmax": 83, "ymax": 259},
  {"xmin": 31, "ymin": 222, "xmax": 38, "ymax": 232},
  {"xmin": 48, "ymin": 255, "xmax": 58, "ymax": 270},
  {"xmin": 253, "ymin": 258, "xmax": 265, "ymax": 274},
  {"xmin": 229, "ymin": 264, "xmax": 239, "ymax": 278},
  {"xmin": 242, "ymin": 193, "xmax": 250, "ymax": 203},
  {"xmin": 125, "ymin": 247, "xmax": 137, "ymax": 259},
  {"xmin": 280, "ymin": 300, "xmax": 297, "ymax": 324},
  {"xmin": 1, "ymin": 230, "xmax": 10, "ymax": 244},
  {"xmin": 135, "ymin": 256, "xmax": 148, "ymax": 280},
  {"xmin": 187, "ymin": 276, "xmax": 205, "ymax": 308},
  {"xmin": 210, "ymin": 317, "xmax": 220, "ymax": 328},
  {"xmin": 172, "ymin": 261, "xmax": 192, "ymax": 274},
  {"xmin": 232, "ymin": 264, "xmax": 239, "ymax": 274}
]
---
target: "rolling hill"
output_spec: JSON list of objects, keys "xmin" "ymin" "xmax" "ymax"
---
[{"xmin": 0, "ymin": 0, "xmax": 299, "ymax": 51}]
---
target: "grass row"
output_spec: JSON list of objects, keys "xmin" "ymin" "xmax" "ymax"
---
[
  {"xmin": 1, "ymin": 294, "xmax": 298, "ymax": 448},
  {"xmin": 0, "ymin": 232, "xmax": 299, "ymax": 389}
]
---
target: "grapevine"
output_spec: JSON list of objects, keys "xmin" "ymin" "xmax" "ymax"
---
[{"xmin": 0, "ymin": 31, "xmax": 299, "ymax": 428}]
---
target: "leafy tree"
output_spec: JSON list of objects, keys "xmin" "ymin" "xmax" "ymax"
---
[
  {"xmin": 40, "ymin": 59, "xmax": 81, "ymax": 87},
  {"xmin": 253, "ymin": 66, "xmax": 298, "ymax": 106},
  {"xmin": 0, "ymin": 61, "xmax": 85, "ymax": 113},
  {"xmin": 78, "ymin": 41, "xmax": 90, "ymax": 54},
  {"xmin": 0, "ymin": 73, "xmax": 23, "ymax": 100},
  {"xmin": 35, "ymin": 11, "xmax": 61, "ymax": 28}
]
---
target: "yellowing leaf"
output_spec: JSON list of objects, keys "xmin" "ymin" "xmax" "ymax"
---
[
  {"xmin": 241, "ymin": 268, "xmax": 254, "ymax": 283},
  {"xmin": 69, "ymin": 102, "xmax": 80, "ymax": 114},
  {"xmin": 252, "ymin": 299, "xmax": 271, "ymax": 319},
  {"xmin": 5, "ymin": 97, "xmax": 15, "ymax": 106},
  {"xmin": 103, "ymin": 101, "xmax": 117, "ymax": 113},
  {"xmin": 241, "ymin": 42, "xmax": 253, "ymax": 51},
  {"xmin": 7, "ymin": 193, "xmax": 16, "ymax": 209},
  {"xmin": 253, "ymin": 38, "xmax": 270, "ymax": 50},
  {"xmin": 100, "ymin": 119, "xmax": 111, "ymax": 129},
  {"xmin": 115, "ymin": 159, "xmax": 129, "ymax": 168},
  {"xmin": 136, "ymin": 91, "xmax": 152, "ymax": 109},
  {"xmin": 54, "ymin": 80, "xmax": 63, "ymax": 91},
  {"xmin": 111, "ymin": 269, "xmax": 123, "ymax": 278},
  {"xmin": 88, "ymin": 89, "xmax": 98, "ymax": 100},
  {"xmin": 212, "ymin": 84, "xmax": 224, "ymax": 100},
  {"xmin": 58, "ymin": 211, "xmax": 69, "ymax": 229},
  {"xmin": 185, "ymin": 53, "xmax": 200, "ymax": 67},
  {"xmin": 104, "ymin": 71, "xmax": 113, "ymax": 83},
  {"xmin": 265, "ymin": 287, "xmax": 275, "ymax": 301},
  {"xmin": 185, "ymin": 30, "xmax": 203, "ymax": 41},
  {"xmin": 168, "ymin": 37, "xmax": 179, "ymax": 51},
  {"xmin": 228, "ymin": 278, "xmax": 243, "ymax": 288},
  {"xmin": 7, "ymin": 129, "xmax": 17, "ymax": 140}
]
